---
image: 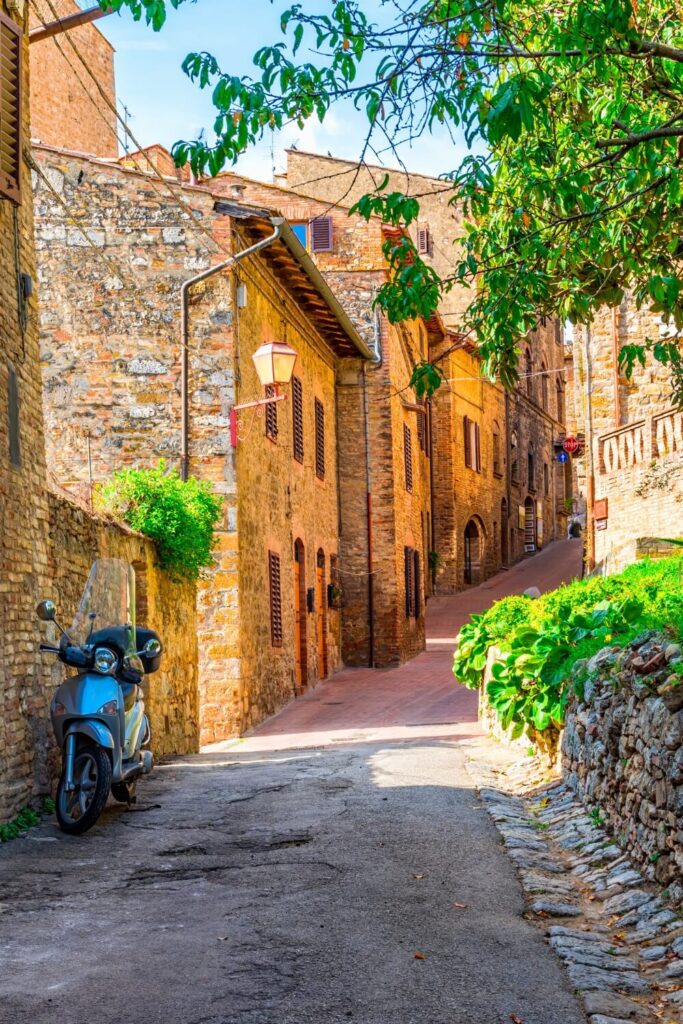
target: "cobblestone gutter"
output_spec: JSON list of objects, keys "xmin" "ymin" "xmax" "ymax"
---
[{"xmin": 467, "ymin": 755, "xmax": 683, "ymax": 1023}]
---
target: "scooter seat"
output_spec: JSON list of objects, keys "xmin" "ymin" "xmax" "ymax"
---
[{"xmin": 121, "ymin": 682, "xmax": 139, "ymax": 712}]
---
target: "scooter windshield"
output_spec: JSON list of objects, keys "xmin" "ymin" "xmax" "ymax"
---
[{"xmin": 69, "ymin": 558, "xmax": 137, "ymax": 651}]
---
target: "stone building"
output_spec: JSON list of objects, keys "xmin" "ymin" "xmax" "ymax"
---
[
  {"xmin": 276, "ymin": 150, "xmax": 570, "ymax": 588},
  {"xmin": 32, "ymin": 144, "xmax": 378, "ymax": 742},
  {"xmin": 572, "ymin": 303, "xmax": 683, "ymax": 573},
  {"xmin": 0, "ymin": 2, "xmax": 198, "ymax": 825}
]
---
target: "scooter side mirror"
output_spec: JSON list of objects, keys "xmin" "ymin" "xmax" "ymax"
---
[
  {"xmin": 142, "ymin": 638, "xmax": 162, "ymax": 656},
  {"xmin": 36, "ymin": 600, "xmax": 57, "ymax": 622}
]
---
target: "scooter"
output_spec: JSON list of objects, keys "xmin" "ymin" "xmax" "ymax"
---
[{"xmin": 36, "ymin": 558, "xmax": 163, "ymax": 835}]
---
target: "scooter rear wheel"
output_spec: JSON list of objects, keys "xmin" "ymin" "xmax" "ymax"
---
[{"xmin": 56, "ymin": 743, "xmax": 112, "ymax": 835}]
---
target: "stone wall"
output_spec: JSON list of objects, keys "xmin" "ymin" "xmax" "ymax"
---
[
  {"xmin": 29, "ymin": 0, "xmax": 118, "ymax": 158},
  {"xmin": 563, "ymin": 633, "xmax": 683, "ymax": 890},
  {"xmin": 0, "ymin": 1, "xmax": 52, "ymax": 823}
]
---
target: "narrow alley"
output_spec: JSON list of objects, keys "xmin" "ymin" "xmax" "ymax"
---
[{"xmin": 0, "ymin": 541, "xmax": 584, "ymax": 1024}]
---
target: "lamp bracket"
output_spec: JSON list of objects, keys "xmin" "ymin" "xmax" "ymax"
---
[{"xmin": 229, "ymin": 391, "xmax": 287, "ymax": 448}]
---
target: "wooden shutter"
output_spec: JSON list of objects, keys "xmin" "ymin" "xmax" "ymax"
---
[
  {"xmin": 265, "ymin": 385, "xmax": 278, "ymax": 441},
  {"xmin": 416, "ymin": 409, "xmax": 427, "ymax": 453},
  {"xmin": 464, "ymin": 416, "xmax": 471, "ymax": 468},
  {"xmin": 417, "ymin": 226, "xmax": 430, "ymax": 255},
  {"xmin": 404, "ymin": 546, "xmax": 415, "ymax": 618},
  {"xmin": 474, "ymin": 422, "xmax": 481, "ymax": 472},
  {"xmin": 268, "ymin": 551, "xmax": 283, "ymax": 647},
  {"xmin": 413, "ymin": 550, "xmax": 421, "ymax": 619},
  {"xmin": 0, "ymin": 10, "xmax": 21, "ymax": 205},
  {"xmin": 310, "ymin": 216, "xmax": 333, "ymax": 252},
  {"xmin": 404, "ymin": 424, "xmax": 413, "ymax": 492},
  {"xmin": 315, "ymin": 398, "xmax": 325, "ymax": 479},
  {"xmin": 292, "ymin": 376, "xmax": 304, "ymax": 463}
]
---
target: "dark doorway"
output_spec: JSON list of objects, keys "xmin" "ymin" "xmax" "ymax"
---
[{"xmin": 464, "ymin": 519, "xmax": 482, "ymax": 585}]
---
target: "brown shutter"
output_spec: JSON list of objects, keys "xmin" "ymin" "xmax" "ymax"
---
[
  {"xmin": 315, "ymin": 398, "xmax": 325, "ymax": 479},
  {"xmin": 0, "ymin": 10, "xmax": 21, "ymax": 206},
  {"xmin": 404, "ymin": 424, "xmax": 413, "ymax": 492},
  {"xmin": 413, "ymin": 550, "xmax": 421, "ymax": 619},
  {"xmin": 417, "ymin": 226, "xmax": 430, "ymax": 255},
  {"xmin": 265, "ymin": 385, "xmax": 278, "ymax": 441},
  {"xmin": 464, "ymin": 416, "xmax": 471, "ymax": 468},
  {"xmin": 404, "ymin": 546, "xmax": 414, "ymax": 618},
  {"xmin": 310, "ymin": 216, "xmax": 333, "ymax": 252},
  {"xmin": 292, "ymin": 376, "xmax": 304, "ymax": 463},
  {"xmin": 416, "ymin": 409, "xmax": 427, "ymax": 453},
  {"xmin": 268, "ymin": 551, "xmax": 283, "ymax": 647},
  {"xmin": 475, "ymin": 422, "xmax": 481, "ymax": 472}
]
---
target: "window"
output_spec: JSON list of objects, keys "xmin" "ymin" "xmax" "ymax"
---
[
  {"xmin": 265, "ymin": 385, "xmax": 278, "ymax": 441},
  {"xmin": 0, "ymin": 10, "xmax": 21, "ymax": 205},
  {"xmin": 404, "ymin": 546, "xmax": 416, "ymax": 618},
  {"xmin": 541, "ymin": 364, "xmax": 549, "ymax": 411},
  {"xmin": 417, "ymin": 226, "xmax": 430, "ymax": 255},
  {"xmin": 314, "ymin": 398, "xmax": 325, "ymax": 479},
  {"xmin": 413, "ymin": 550, "xmax": 421, "ymax": 619},
  {"xmin": 544, "ymin": 462, "xmax": 549, "ymax": 497},
  {"xmin": 7, "ymin": 361, "xmax": 20, "ymax": 467},
  {"xmin": 493, "ymin": 424, "xmax": 502, "ymax": 477},
  {"xmin": 528, "ymin": 448, "xmax": 536, "ymax": 491},
  {"xmin": 404, "ymin": 424, "xmax": 413, "ymax": 492},
  {"xmin": 268, "ymin": 552, "xmax": 283, "ymax": 647},
  {"xmin": 510, "ymin": 431, "xmax": 519, "ymax": 484},
  {"xmin": 416, "ymin": 409, "xmax": 427, "ymax": 453},
  {"xmin": 292, "ymin": 376, "xmax": 303, "ymax": 463},
  {"xmin": 310, "ymin": 216, "xmax": 333, "ymax": 252},
  {"xmin": 524, "ymin": 348, "xmax": 533, "ymax": 399},
  {"xmin": 464, "ymin": 416, "xmax": 481, "ymax": 472},
  {"xmin": 291, "ymin": 223, "xmax": 308, "ymax": 247},
  {"xmin": 556, "ymin": 379, "xmax": 565, "ymax": 423}
]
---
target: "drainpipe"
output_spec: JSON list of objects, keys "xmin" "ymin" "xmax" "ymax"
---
[
  {"xmin": 29, "ymin": 4, "xmax": 114, "ymax": 43},
  {"xmin": 362, "ymin": 309, "xmax": 384, "ymax": 668},
  {"xmin": 180, "ymin": 218, "xmax": 284, "ymax": 481},
  {"xmin": 611, "ymin": 305, "xmax": 622, "ymax": 428},
  {"xmin": 583, "ymin": 324, "xmax": 596, "ymax": 574}
]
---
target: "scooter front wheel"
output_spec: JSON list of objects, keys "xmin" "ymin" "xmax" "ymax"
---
[{"xmin": 56, "ymin": 743, "xmax": 112, "ymax": 835}]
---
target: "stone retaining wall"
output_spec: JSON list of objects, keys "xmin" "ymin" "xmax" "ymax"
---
[{"xmin": 562, "ymin": 633, "xmax": 683, "ymax": 891}]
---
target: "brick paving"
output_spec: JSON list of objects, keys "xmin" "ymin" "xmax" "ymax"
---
[{"xmin": 210, "ymin": 538, "xmax": 583, "ymax": 753}]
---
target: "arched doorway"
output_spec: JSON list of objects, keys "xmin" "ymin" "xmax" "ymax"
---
[
  {"xmin": 500, "ymin": 499, "xmax": 509, "ymax": 567},
  {"xmin": 316, "ymin": 549, "xmax": 328, "ymax": 680},
  {"xmin": 293, "ymin": 539, "xmax": 307, "ymax": 692},
  {"xmin": 524, "ymin": 497, "xmax": 536, "ymax": 552},
  {"xmin": 464, "ymin": 519, "xmax": 482, "ymax": 585}
]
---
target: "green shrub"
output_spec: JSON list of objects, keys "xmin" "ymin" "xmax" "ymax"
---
[
  {"xmin": 453, "ymin": 554, "xmax": 683, "ymax": 738},
  {"xmin": 95, "ymin": 460, "xmax": 223, "ymax": 583}
]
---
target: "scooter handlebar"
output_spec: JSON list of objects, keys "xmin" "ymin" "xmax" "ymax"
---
[{"xmin": 39, "ymin": 644, "xmax": 61, "ymax": 654}]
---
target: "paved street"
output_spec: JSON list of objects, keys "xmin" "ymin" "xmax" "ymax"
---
[{"xmin": 0, "ymin": 541, "xmax": 584, "ymax": 1024}]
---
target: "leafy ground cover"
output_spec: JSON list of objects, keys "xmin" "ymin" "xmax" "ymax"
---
[{"xmin": 453, "ymin": 556, "xmax": 683, "ymax": 738}]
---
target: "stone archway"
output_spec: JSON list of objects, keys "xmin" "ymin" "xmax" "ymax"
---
[{"xmin": 464, "ymin": 518, "xmax": 484, "ymax": 585}]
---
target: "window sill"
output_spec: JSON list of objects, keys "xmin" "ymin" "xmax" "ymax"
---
[{"xmin": 493, "ymin": 470, "xmax": 504, "ymax": 479}]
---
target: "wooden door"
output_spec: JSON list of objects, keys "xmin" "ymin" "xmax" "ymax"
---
[
  {"xmin": 293, "ymin": 540, "xmax": 307, "ymax": 693},
  {"xmin": 316, "ymin": 551, "xmax": 328, "ymax": 680}
]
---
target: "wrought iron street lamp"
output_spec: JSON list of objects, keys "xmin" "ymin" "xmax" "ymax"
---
[{"xmin": 230, "ymin": 341, "xmax": 299, "ymax": 447}]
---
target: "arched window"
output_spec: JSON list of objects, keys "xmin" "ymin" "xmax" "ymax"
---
[
  {"xmin": 510, "ymin": 430, "xmax": 519, "ymax": 484},
  {"xmin": 524, "ymin": 347, "xmax": 533, "ymax": 399},
  {"xmin": 556, "ymin": 379, "xmax": 565, "ymax": 424},
  {"xmin": 540, "ymin": 362, "xmax": 549, "ymax": 411}
]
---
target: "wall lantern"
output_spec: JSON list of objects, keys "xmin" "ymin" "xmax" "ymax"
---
[{"xmin": 229, "ymin": 341, "xmax": 299, "ymax": 447}]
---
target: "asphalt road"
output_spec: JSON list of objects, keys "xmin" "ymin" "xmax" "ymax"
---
[
  {"xmin": 1, "ymin": 739, "xmax": 586, "ymax": 1024},
  {"xmin": 1, "ymin": 542, "xmax": 586, "ymax": 1023}
]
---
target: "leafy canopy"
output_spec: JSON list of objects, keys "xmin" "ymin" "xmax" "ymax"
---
[
  {"xmin": 95, "ymin": 460, "xmax": 223, "ymax": 583},
  {"xmin": 104, "ymin": 0, "xmax": 683, "ymax": 399}
]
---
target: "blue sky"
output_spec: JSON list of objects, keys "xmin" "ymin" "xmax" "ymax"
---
[{"xmin": 89, "ymin": 0, "xmax": 469, "ymax": 180}]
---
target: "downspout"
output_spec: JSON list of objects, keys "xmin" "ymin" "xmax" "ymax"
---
[
  {"xmin": 611, "ymin": 305, "xmax": 622, "ymax": 428},
  {"xmin": 583, "ymin": 324, "xmax": 596, "ymax": 574},
  {"xmin": 29, "ymin": 4, "xmax": 114, "ymax": 43},
  {"xmin": 363, "ymin": 307, "xmax": 384, "ymax": 668},
  {"xmin": 180, "ymin": 218, "xmax": 284, "ymax": 481}
]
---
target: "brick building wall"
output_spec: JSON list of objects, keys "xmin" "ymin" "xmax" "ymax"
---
[
  {"xmin": 29, "ymin": 0, "xmax": 117, "ymax": 158},
  {"xmin": 572, "ymin": 301, "xmax": 683, "ymax": 573},
  {"xmin": 210, "ymin": 169, "xmax": 432, "ymax": 666},
  {"xmin": 32, "ymin": 146, "xmax": 355, "ymax": 743},
  {"xmin": 0, "ymin": 1, "xmax": 52, "ymax": 822}
]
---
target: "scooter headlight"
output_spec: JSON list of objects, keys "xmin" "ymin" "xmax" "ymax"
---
[
  {"xmin": 93, "ymin": 647, "xmax": 117, "ymax": 675},
  {"xmin": 97, "ymin": 699, "xmax": 119, "ymax": 716}
]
